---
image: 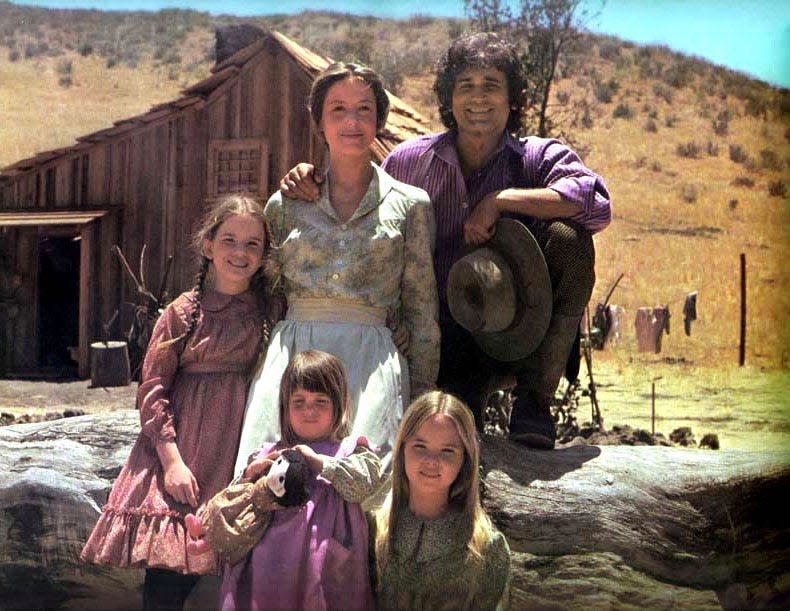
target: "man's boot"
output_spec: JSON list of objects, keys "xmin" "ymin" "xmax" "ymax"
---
[{"xmin": 509, "ymin": 313, "xmax": 582, "ymax": 449}]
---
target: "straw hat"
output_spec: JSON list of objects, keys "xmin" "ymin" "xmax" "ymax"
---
[{"xmin": 446, "ymin": 219, "xmax": 552, "ymax": 361}]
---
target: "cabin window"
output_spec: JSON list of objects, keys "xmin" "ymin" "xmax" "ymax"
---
[{"xmin": 207, "ymin": 139, "xmax": 269, "ymax": 197}]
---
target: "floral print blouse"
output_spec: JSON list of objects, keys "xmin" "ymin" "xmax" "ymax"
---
[{"xmin": 263, "ymin": 163, "xmax": 440, "ymax": 395}]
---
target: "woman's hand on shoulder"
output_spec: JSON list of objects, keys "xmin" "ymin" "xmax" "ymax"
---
[
  {"xmin": 391, "ymin": 321, "xmax": 411, "ymax": 355},
  {"xmin": 280, "ymin": 163, "xmax": 322, "ymax": 201}
]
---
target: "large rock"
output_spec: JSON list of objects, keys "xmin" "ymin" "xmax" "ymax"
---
[
  {"xmin": 1, "ymin": 412, "xmax": 788, "ymax": 609},
  {"xmin": 0, "ymin": 411, "xmax": 142, "ymax": 610}
]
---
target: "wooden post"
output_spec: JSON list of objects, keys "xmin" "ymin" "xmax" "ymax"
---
[
  {"xmin": 739, "ymin": 253, "xmax": 746, "ymax": 367},
  {"xmin": 650, "ymin": 376, "xmax": 662, "ymax": 435}
]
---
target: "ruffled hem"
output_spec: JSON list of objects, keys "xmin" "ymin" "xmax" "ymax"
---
[{"xmin": 81, "ymin": 505, "xmax": 218, "ymax": 575}]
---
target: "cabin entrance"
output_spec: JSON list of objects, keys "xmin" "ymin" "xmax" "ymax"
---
[{"xmin": 37, "ymin": 232, "xmax": 80, "ymax": 375}]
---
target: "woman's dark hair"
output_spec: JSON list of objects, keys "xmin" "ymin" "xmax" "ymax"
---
[
  {"xmin": 433, "ymin": 32, "xmax": 527, "ymax": 132},
  {"xmin": 308, "ymin": 62, "xmax": 390, "ymax": 132}
]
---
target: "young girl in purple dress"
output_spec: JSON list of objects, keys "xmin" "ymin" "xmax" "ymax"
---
[
  {"xmin": 216, "ymin": 349, "xmax": 383, "ymax": 610},
  {"xmin": 80, "ymin": 194, "xmax": 280, "ymax": 610}
]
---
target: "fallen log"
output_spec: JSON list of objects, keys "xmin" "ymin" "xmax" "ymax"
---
[{"xmin": 1, "ymin": 412, "xmax": 787, "ymax": 610}]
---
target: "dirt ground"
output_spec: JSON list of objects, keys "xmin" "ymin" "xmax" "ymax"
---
[{"xmin": 2, "ymin": 358, "xmax": 788, "ymax": 453}]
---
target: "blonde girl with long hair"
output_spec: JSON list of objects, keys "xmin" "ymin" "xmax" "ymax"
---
[{"xmin": 374, "ymin": 390, "xmax": 511, "ymax": 610}]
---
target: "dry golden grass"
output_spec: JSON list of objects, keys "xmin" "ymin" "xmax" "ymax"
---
[
  {"xmin": 552, "ymin": 46, "xmax": 790, "ymax": 372},
  {"xmin": 0, "ymin": 44, "xmax": 211, "ymax": 167}
]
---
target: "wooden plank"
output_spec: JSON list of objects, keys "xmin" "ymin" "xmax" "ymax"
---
[
  {"xmin": 229, "ymin": 80, "xmax": 241, "ymax": 138},
  {"xmin": 239, "ymin": 62, "xmax": 253, "ymax": 137},
  {"xmin": 250, "ymin": 54, "xmax": 270, "ymax": 140},
  {"xmin": 207, "ymin": 95, "xmax": 227, "ymax": 140},
  {"xmin": 98, "ymin": 210, "xmax": 121, "ymax": 350},
  {"xmin": 185, "ymin": 106, "xmax": 208, "ymax": 289},
  {"xmin": 78, "ymin": 221, "xmax": 94, "ymax": 378},
  {"xmin": 275, "ymin": 52, "xmax": 292, "ymax": 181},
  {"xmin": 55, "ymin": 159, "xmax": 71, "ymax": 208},
  {"xmin": 13, "ymin": 228, "xmax": 38, "ymax": 370},
  {"xmin": 145, "ymin": 125, "xmax": 166, "ymax": 293},
  {"xmin": 164, "ymin": 119, "xmax": 178, "ymax": 286},
  {"xmin": 172, "ymin": 95, "xmax": 205, "ymax": 109}
]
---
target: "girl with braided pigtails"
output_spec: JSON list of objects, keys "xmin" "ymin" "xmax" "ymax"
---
[{"xmin": 80, "ymin": 194, "xmax": 282, "ymax": 610}]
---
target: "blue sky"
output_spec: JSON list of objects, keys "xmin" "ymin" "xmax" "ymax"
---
[{"xmin": 9, "ymin": 0, "xmax": 790, "ymax": 88}]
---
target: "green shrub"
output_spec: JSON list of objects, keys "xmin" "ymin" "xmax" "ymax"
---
[
  {"xmin": 759, "ymin": 149, "xmax": 781, "ymax": 171},
  {"xmin": 744, "ymin": 93, "xmax": 768, "ymax": 118},
  {"xmin": 78, "ymin": 42, "xmax": 93, "ymax": 57},
  {"xmin": 706, "ymin": 141, "xmax": 719, "ymax": 156},
  {"xmin": 711, "ymin": 110, "xmax": 729, "ymax": 136},
  {"xmin": 612, "ymin": 103, "xmax": 634, "ymax": 119},
  {"xmin": 663, "ymin": 59, "xmax": 694, "ymax": 89},
  {"xmin": 768, "ymin": 181, "xmax": 786, "ymax": 197},
  {"xmin": 676, "ymin": 141, "xmax": 700, "ymax": 158},
  {"xmin": 593, "ymin": 78, "xmax": 619, "ymax": 104},
  {"xmin": 598, "ymin": 41, "xmax": 620, "ymax": 61},
  {"xmin": 729, "ymin": 144, "xmax": 749, "ymax": 164},
  {"xmin": 731, "ymin": 175, "xmax": 755, "ymax": 188},
  {"xmin": 643, "ymin": 118, "xmax": 658, "ymax": 133},
  {"xmin": 581, "ymin": 106, "xmax": 594, "ymax": 129},
  {"xmin": 8, "ymin": 49, "xmax": 19, "ymax": 62},
  {"xmin": 653, "ymin": 83, "xmax": 673, "ymax": 104}
]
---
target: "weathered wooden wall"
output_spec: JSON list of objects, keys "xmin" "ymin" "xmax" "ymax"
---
[{"xmin": 0, "ymin": 38, "xmax": 325, "ymax": 377}]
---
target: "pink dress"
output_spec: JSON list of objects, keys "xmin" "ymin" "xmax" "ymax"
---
[
  {"xmin": 80, "ymin": 289, "xmax": 264, "ymax": 575},
  {"xmin": 219, "ymin": 437, "xmax": 374, "ymax": 610}
]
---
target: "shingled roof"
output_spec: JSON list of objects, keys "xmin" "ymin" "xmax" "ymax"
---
[{"xmin": 0, "ymin": 30, "xmax": 431, "ymax": 180}]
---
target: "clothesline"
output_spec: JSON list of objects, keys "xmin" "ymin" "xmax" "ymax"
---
[{"xmin": 587, "ymin": 287, "xmax": 699, "ymax": 354}]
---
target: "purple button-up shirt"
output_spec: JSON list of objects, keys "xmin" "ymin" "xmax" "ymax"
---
[{"xmin": 382, "ymin": 130, "xmax": 612, "ymax": 316}]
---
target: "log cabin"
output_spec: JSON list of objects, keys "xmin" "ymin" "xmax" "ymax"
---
[{"xmin": 0, "ymin": 26, "xmax": 431, "ymax": 379}]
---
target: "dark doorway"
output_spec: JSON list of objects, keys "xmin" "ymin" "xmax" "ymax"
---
[{"xmin": 37, "ymin": 234, "xmax": 80, "ymax": 375}]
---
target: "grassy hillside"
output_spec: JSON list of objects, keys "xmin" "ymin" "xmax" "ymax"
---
[{"xmin": 1, "ymin": 2, "xmax": 788, "ymax": 377}]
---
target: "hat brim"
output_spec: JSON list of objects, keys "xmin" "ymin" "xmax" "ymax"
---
[{"xmin": 451, "ymin": 219, "xmax": 552, "ymax": 361}]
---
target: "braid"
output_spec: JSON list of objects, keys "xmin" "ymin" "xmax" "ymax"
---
[{"xmin": 181, "ymin": 256, "xmax": 210, "ymax": 349}]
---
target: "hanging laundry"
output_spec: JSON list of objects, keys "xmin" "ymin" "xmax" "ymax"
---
[
  {"xmin": 608, "ymin": 305, "xmax": 624, "ymax": 345},
  {"xmin": 635, "ymin": 306, "xmax": 671, "ymax": 353},
  {"xmin": 591, "ymin": 302, "xmax": 610, "ymax": 349},
  {"xmin": 683, "ymin": 291, "xmax": 698, "ymax": 336},
  {"xmin": 591, "ymin": 303, "xmax": 624, "ymax": 350},
  {"xmin": 655, "ymin": 305, "xmax": 670, "ymax": 342}
]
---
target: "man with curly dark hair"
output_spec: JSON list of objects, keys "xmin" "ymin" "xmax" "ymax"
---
[{"xmin": 280, "ymin": 32, "xmax": 611, "ymax": 450}]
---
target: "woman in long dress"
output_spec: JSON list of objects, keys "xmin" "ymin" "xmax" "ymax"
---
[{"xmin": 234, "ymin": 62, "xmax": 439, "ymax": 474}]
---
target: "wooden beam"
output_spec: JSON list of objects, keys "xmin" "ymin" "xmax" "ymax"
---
[
  {"xmin": 0, "ymin": 210, "xmax": 108, "ymax": 226},
  {"xmin": 78, "ymin": 222, "xmax": 95, "ymax": 378}
]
